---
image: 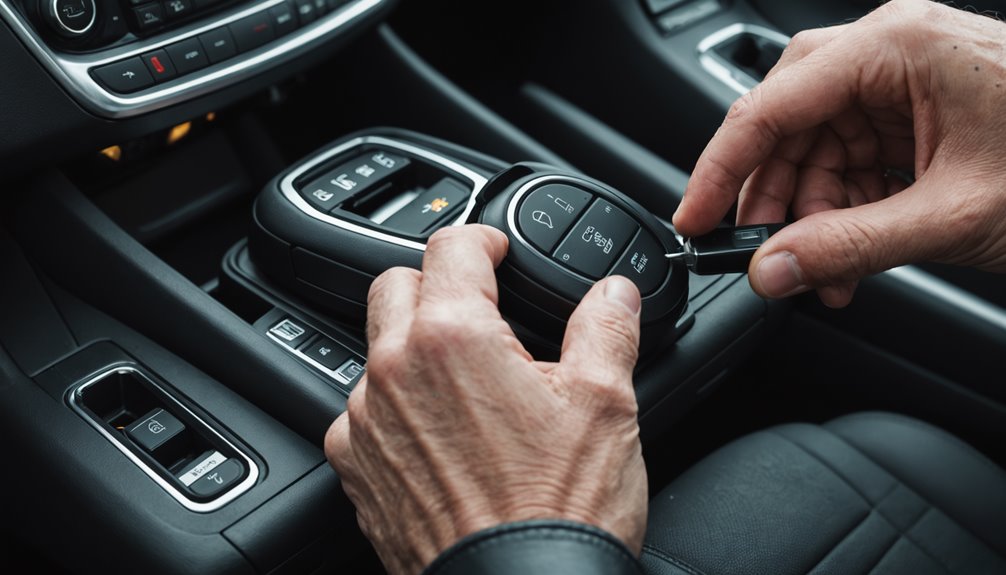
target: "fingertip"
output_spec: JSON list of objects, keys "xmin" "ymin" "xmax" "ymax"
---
[
  {"xmin": 750, "ymin": 250, "xmax": 809, "ymax": 299},
  {"xmin": 817, "ymin": 282, "xmax": 858, "ymax": 309},
  {"xmin": 603, "ymin": 276, "xmax": 641, "ymax": 315}
]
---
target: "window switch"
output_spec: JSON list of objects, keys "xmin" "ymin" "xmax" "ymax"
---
[
  {"xmin": 126, "ymin": 408, "xmax": 185, "ymax": 453},
  {"xmin": 268, "ymin": 318, "xmax": 314, "ymax": 349},
  {"xmin": 301, "ymin": 336, "xmax": 351, "ymax": 371}
]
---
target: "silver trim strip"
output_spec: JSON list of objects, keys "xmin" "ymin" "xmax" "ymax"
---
[
  {"xmin": 504, "ymin": 174, "xmax": 608, "ymax": 285},
  {"xmin": 278, "ymin": 136, "xmax": 489, "ymax": 252},
  {"xmin": 0, "ymin": 0, "xmax": 385, "ymax": 118},
  {"xmin": 68, "ymin": 366, "xmax": 260, "ymax": 513},
  {"xmin": 885, "ymin": 266, "xmax": 1006, "ymax": 333},
  {"xmin": 696, "ymin": 23, "xmax": 790, "ymax": 95}
]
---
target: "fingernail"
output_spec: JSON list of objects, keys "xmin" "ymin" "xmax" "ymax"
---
[
  {"xmin": 605, "ymin": 276, "xmax": 642, "ymax": 314},
  {"xmin": 756, "ymin": 251, "xmax": 807, "ymax": 298}
]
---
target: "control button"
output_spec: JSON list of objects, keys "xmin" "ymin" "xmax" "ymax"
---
[
  {"xmin": 162, "ymin": 0, "xmax": 193, "ymax": 20},
  {"xmin": 325, "ymin": 0, "xmax": 344, "ymax": 10},
  {"xmin": 131, "ymin": 3, "xmax": 165, "ymax": 31},
  {"xmin": 302, "ymin": 336, "xmax": 351, "ymax": 371},
  {"xmin": 126, "ymin": 408, "xmax": 185, "ymax": 453},
  {"xmin": 517, "ymin": 184, "xmax": 592, "ymax": 253},
  {"xmin": 358, "ymin": 150, "xmax": 409, "ymax": 182},
  {"xmin": 382, "ymin": 178, "xmax": 470, "ymax": 236},
  {"xmin": 229, "ymin": 12, "xmax": 276, "ymax": 52},
  {"xmin": 140, "ymin": 49, "xmax": 176, "ymax": 82},
  {"xmin": 92, "ymin": 58, "xmax": 155, "ymax": 93},
  {"xmin": 299, "ymin": 151, "xmax": 411, "ymax": 212},
  {"xmin": 188, "ymin": 459, "xmax": 244, "ymax": 498},
  {"xmin": 610, "ymin": 230, "xmax": 669, "ymax": 295},
  {"xmin": 312, "ymin": 0, "xmax": 327, "ymax": 17},
  {"xmin": 270, "ymin": 3, "xmax": 297, "ymax": 36},
  {"xmin": 268, "ymin": 318, "xmax": 315, "ymax": 349},
  {"xmin": 553, "ymin": 200, "xmax": 639, "ymax": 279},
  {"xmin": 177, "ymin": 450, "xmax": 226, "ymax": 487},
  {"xmin": 191, "ymin": 0, "xmax": 223, "ymax": 8},
  {"xmin": 198, "ymin": 27, "xmax": 237, "ymax": 64},
  {"xmin": 292, "ymin": 0, "xmax": 317, "ymax": 25},
  {"xmin": 298, "ymin": 179, "xmax": 350, "ymax": 212},
  {"xmin": 335, "ymin": 358, "xmax": 365, "ymax": 389},
  {"xmin": 165, "ymin": 38, "xmax": 209, "ymax": 75},
  {"xmin": 48, "ymin": 0, "xmax": 97, "ymax": 37}
]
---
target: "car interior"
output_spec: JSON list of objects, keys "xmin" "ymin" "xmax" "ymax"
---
[{"xmin": 1, "ymin": 0, "xmax": 1005, "ymax": 572}]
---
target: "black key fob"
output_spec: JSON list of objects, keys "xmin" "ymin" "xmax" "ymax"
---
[{"xmin": 478, "ymin": 164, "xmax": 689, "ymax": 359}]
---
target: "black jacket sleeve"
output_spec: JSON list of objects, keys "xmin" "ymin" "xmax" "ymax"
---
[{"xmin": 421, "ymin": 520, "xmax": 644, "ymax": 575}]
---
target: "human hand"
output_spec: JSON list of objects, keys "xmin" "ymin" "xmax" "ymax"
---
[
  {"xmin": 673, "ymin": 0, "xmax": 1006, "ymax": 308},
  {"xmin": 324, "ymin": 225, "xmax": 647, "ymax": 575}
]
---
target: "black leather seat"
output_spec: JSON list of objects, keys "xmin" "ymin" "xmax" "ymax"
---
[{"xmin": 641, "ymin": 412, "xmax": 1006, "ymax": 574}]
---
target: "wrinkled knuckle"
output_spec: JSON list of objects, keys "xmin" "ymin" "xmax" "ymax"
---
[
  {"xmin": 410, "ymin": 307, "xmax": 485, "ymax": 353},
  {"xmin": 593, "ymin": 310, "xmax": 641, "ymax": 360},
  {"xmin": 786, "ymin": 30, "xmax": 814, "ymax": 55},
  {"xmin": 726, "ymin": 90, "xmax": 758, "ymax": 123},
  {"xmin": 575, "ymin": 372, "xmax": 637, "ymax": 417},
  {"xmin": 368, "ymin": 267, "xmax": 417, "ymax": 302},
  {"xmin": 813, "ymin": 218, "xmax": 883, "ymax": 281},
  {"xmin": 426, "ymin": 226, "xmax": 467, "ymax": 252}
]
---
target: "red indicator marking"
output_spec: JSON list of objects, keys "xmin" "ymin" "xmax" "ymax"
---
[
  {"xmin": 253, "ymin": 23, "xmax": 268, "ymax": 33},
  {"xmin": 150, "ymin": 56, "xmax": 166, "ymax": 74}
]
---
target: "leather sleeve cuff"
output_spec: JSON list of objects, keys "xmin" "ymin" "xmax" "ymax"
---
[{"xmin": 421, "ymin": 519, "xmax": 644, "ymax": 575}]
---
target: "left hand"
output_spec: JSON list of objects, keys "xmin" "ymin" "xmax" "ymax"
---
[{"xmin": 325, "ymin": 225, "xmax": 647, "ymax": 575}]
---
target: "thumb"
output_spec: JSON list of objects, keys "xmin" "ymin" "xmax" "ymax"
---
[
  {"xmin": 749, "ymin": 186, "xmax": 944, "ymax": 302},
  {"xmin": 559, "ymin": 276, "xmax": 641, "ymax": 387}
]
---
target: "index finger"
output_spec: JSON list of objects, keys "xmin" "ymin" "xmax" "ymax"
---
[
  {"xmin": 673, "ymin": 34, "xmax": 870, "ymax": 237},
  {"xmin": 418, "ymin": 225, "xmax": 509, "ymax": 308}
]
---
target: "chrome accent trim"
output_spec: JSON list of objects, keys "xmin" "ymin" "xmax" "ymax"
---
[
  {"xmin": 278, "ymin": 136, "xmax": 489, "ymax": 252},
  {"xmin": 885, "ymin": 266, "xmax": 1006, "ymax": 333},
  {"xmin": 266, "ymin": 328, "xmax": 363, "ymax": 387},
  {"xmin": 68, "ymin": 366, "xmax": 260, "ymax": 513},
  {"xmin": 51, "ymin": 0, "xmax": 97, "ymax": 36},
  {"xmin": 0, "ymin": 0, "xmax": 385, "ymax": 118},
  {"xmin": 504, "ymin": 174, "xmax": 607, "ymax": 285},
  {"xmin": 697, "ymin": 23, "xmax": 790, "ymax": 95}
]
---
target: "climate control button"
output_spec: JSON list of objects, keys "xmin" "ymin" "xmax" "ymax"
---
[{"xmin": 47, "ymin": 0, "xmax": 97, "ymax": 38}]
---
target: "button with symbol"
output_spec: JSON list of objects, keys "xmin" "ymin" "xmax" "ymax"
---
[
  {"xmin": 610, "ymin": 230, "xmax": 670, "ymax": 295},
  {"xmin": 187, "ymin": 459, "xmax": 244, "ymax": 498},
  {"xmin": 126, "ymin": 408, "xmax": 186, "ymax": 454},
  {"xmin": 553, "ymin": 199, "xmax": 639, "ymax": 279},
  {"xmin": 382, "ymin": 178, "xmax": 470, "ymax": 236},
  {"xmin": 268, "ymin": 317, "xmax": 314, "ymax": 349},
  {"xmin": 335, "ymin": 359, "xmax": 365, "ymax": 389},
  {"xmin": 92, "ymin": 57, "xmax": 155, "ymax": 93},
  {"xmin": 161, "ymin": 0, "xmax": 192, "ymax": 20},
  {"xmin": 131, "ymin": 3, "xmax": 165, "ymax": 31},
  {"xmin": 141, "ymin": 49, "xmax": 177, "ymax": 82},
  {"xmin": 301, "ymin": 336, "xmax": 351, "ymax": 370},
  {"xmin": 517, "ymin": 184, "xmax": 593, "ymax": 253},
  {"xmin": 165, "ymin": 37, "xmax": 209, "ymax": 74}
]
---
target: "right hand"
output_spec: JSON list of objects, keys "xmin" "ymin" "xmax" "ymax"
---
[{"xmin": 673, "ymin": 0, "xmax": 1006, "ymax": 308}]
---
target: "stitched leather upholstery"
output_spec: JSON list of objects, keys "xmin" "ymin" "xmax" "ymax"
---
[{"xmin": 641, "ymin": 412, "xmax": 1006, "ymax": 575}]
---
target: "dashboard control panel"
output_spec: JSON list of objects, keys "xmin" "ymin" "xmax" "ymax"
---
[{"xmin": 0, "ymin": 0, "xmax": 391, "ymax": 117}]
